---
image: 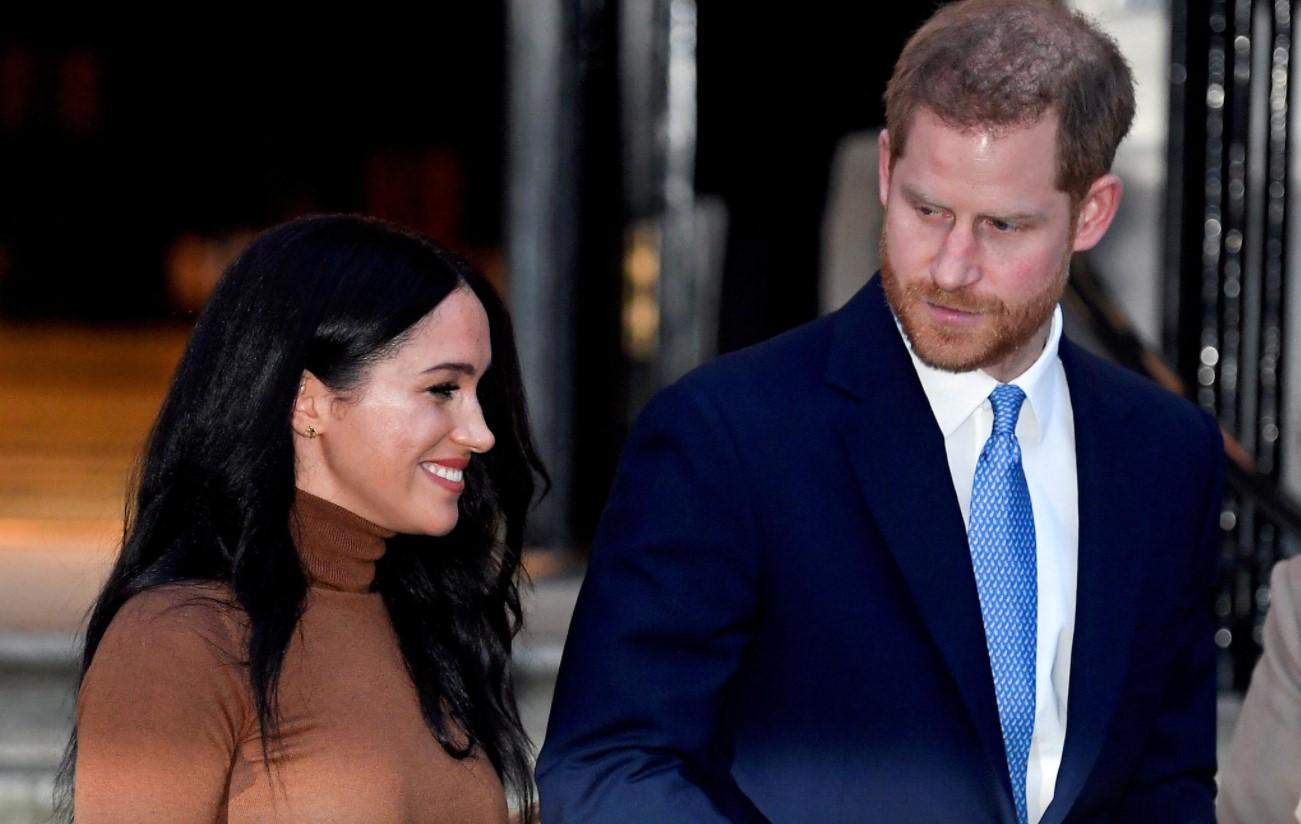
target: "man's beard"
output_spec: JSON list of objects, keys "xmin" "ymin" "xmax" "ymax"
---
[{"xmin": 878, "ymin": 223, "xmax": 1072, "ymax": 375}]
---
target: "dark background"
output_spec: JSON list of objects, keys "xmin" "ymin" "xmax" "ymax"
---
[{"xmin": 0, "ymin": 7, "xmax": 934, "ymax": 547}]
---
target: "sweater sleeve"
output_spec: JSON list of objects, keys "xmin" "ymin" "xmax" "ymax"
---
[{"xmin": 74, "ymin": 585, "xmax": 250, "ymax": 824}]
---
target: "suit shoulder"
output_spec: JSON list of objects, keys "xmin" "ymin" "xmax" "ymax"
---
[
  {"xmin": 673, "ymin": 312, "xmax": 837, "ymax": 402},
  {"xmin": 1064, "ymin": 340, "xmax": 1219, "ymax": 448},
  {"xmin": 621, "ymin": 313, "xmax": 841, "ymax": 466}
]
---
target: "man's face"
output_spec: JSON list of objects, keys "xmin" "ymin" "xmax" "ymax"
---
[{"xmin": 878, "ymin": 108, "xmax": 1088, "ymax": 382}]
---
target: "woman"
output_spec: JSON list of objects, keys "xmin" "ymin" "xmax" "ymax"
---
[
  {"xmin": 1218, "ymin": 554, "xmax": 1301, "ymax": 823},
  {"xmin": 59, "ymin": 215, "xmax": 546, "ymax": 823}
]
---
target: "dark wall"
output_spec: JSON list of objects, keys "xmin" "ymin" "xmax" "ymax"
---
[
  {"xmin": 0, "ymin": 15, "xmax": 506, "ymax": 321},
  {"xmin": 696, "ymin": 6, "xmax": 934, "ymax": 353}
]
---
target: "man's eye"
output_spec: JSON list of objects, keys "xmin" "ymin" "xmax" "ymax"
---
[{"xmin": 988, "ymin": 218, "xmax": 1017, "ymax": 232}]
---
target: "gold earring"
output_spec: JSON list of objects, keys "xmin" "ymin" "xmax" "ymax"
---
[{"xmin": 305, "ymin": 426, "xmax": 317, "ymax": 440}]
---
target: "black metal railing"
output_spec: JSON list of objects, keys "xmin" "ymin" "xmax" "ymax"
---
[
  {"xmin": 1067, "ymin": 259, "xmax": 1299, "ymax": 691},
  {"xmin": 1164, "ymin": 0, "xmax": 1299, "ymax": 690}
]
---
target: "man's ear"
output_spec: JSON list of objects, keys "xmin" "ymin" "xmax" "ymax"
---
[
  {"xmin": 878, "ymin": 129, "xmax": 893, "ymax": 208},
  {"xmin": 1072, "ymin": 173, "xmax": 1124, "ymax": 252},
  {"xmin": 292, "ymin": 371, "xmax": 329, "ymax": 439}
]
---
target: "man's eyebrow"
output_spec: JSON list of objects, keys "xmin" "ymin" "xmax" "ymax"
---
[
  {"xmin": 421, "ymin": 362, "xmax": 479, "ymax": 376},
  {"xmin": 900, "ymin": 183, "xmax": 1046, "ymax": 224},
  {"xmin": 984, "ymin": 208, "xmax": 1048, "ymax": 225},
  {"xmin": 899, "ymin": 183, "xmax": 934, "ymax": 204}
]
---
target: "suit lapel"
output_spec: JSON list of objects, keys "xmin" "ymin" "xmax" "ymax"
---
[
  {"xmin": 827, "ymin": 278, "xmax": 1015, "ymax": 812},
  {"xmin": 1040, "ymin": 339, "xmax": 1142, "ymax": 824}
]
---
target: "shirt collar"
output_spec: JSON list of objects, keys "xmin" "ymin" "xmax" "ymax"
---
[{"xmin": 897, "ymin": 305, "xmax": 1064, "ymax": 444}]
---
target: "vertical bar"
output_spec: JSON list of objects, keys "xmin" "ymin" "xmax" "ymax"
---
[
  {"xmin": 1222, "ymin": 0, "xmax": 1255, "ymax": 689},
  {"xmin": 1258, "ymin": 0, "xmax": 1290, "ymax": 478},
  {"xmin": 572, "ymin": 0, "xmax": 633, "ymax": 545},
  {"xmin": 1216, "ymin": 0, "xmax": 1252, "ymax": 436},
  {"xmin": 655, "ymin": 0, "xmax": 705, "ymax": 387},
  {"xmin": 1184, "ymin": 0, "xmax": 1241, "ymax": 688},
  {"xmin": 1249, "ymin": 0, "xmax": 1293, "ymax": 681},
  {"xmin": 1174, "ymin": 0, "xmax": 1296, "ymax": 689},
  {"xmin": 507, "ymin": 0, "xmax": 578, "ymax": 547},
  {"xmin": 1164, "ymin": 0, "xmax": 1192, "ymax": 360},
  {"xmin": 1198, "ymin": 0, "xmax": 1227, "ymax": 415}
]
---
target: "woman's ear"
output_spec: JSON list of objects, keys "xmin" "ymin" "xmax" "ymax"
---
[{"xmin": 292, "ymin": 371, "xmax": 328, "ymax": 440}]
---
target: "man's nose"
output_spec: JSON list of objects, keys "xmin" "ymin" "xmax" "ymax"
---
[{"xmin": 931, "ymin": 223, "xmax": 981, "ymax": 291}]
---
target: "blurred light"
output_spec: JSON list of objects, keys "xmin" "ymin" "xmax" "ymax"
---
[
  {"xmin": 1216, "ymin": 592, "xmax": 1233, "ymax": 616},
  {"xmin": 622, "ymin": 222, "xmax": 661, "ymax": 361},
  {"xmin": 1256, "ymin": 585, "xmax": 1272, "ymax": 610},
  {"xmin": 57, "ymin": 50, "xmax": 103, "ymax": 136},
  {"xmin": 0, "ymin": 46, "xmax": 35, "ymax": 132},
  {"xmin": 627, "ymin": 230, "xmax": 659, "ymax": 289},
  {"xmin": 166, "ymin": 231, "xmax": 256, "ymax": 314}
]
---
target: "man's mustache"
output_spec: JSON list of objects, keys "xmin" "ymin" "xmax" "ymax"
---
[{"xmin": 898, "ymin": 280, "xmax": 1005, "ymax": 315}]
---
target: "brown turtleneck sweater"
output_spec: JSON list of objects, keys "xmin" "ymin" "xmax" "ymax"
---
[{"xmin": 74, "ymin": 491, "xmax": 509, "ymax": 823}]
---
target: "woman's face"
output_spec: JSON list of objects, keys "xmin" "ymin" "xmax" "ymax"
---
[{"xmin": 295, "ymin": 287, "xmax": 495, "ymax": 536}]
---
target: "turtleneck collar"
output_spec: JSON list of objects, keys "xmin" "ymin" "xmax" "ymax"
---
[{"xmin": 290, "ymin": 490, "xmax": 396, "ymax": 593}]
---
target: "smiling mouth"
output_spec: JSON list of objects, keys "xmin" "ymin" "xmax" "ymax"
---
[{"xmin": 422, "ymin": 463, "xmax": 464, "ymax": 483}]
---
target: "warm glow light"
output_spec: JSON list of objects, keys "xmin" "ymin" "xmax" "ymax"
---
[{"xmin": 622, "ymin": 222, "xmax": 661, "ymax": 360}]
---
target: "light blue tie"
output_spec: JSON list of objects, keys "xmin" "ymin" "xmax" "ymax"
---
[{"xmin": 968, "ymin": 384, "xmax": 1037, "ymax": 824}]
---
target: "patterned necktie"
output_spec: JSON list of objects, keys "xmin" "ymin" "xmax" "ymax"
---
[{"xmin": 968, "ymin": 384, "xmax": 1037, "ymax": 824}]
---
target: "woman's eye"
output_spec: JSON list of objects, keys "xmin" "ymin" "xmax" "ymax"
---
[{"xmin": 427, "ymin": 383, "xmax": 458, "ymax": 400}]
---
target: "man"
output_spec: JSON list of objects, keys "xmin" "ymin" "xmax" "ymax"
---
[{"xmin": 537, "ymin": 1, "xmax": 1225, "ymax": 821}]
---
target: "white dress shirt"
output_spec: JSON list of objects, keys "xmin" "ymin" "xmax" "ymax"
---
[{"xmin": 897, "ymin": 306, "xmax": 1078, "ymax": 824}]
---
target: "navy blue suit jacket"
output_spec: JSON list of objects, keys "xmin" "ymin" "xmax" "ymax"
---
[{"xmin": 537, "ymin": 277, "xmax": 1225, "ymax": 823}]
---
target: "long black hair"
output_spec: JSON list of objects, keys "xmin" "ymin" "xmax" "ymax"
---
[{"xmin": 56, "ymin": 214, "xmax": 547, "ymax": 820}]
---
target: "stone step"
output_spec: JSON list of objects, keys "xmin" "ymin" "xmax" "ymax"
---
[{"xmin": 0, "ymin": 773, "xmax": 57, "ymax": 824}]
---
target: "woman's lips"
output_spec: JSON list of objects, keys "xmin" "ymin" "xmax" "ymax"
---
[{"xmin": 420, "ymin": 459, "xmax": 467, "ymax": 492}]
